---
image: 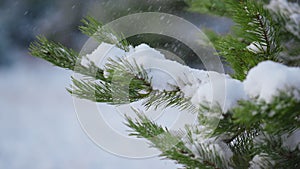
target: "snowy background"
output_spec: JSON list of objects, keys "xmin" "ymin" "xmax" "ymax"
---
[{"xmin": 0, "ymin": 0, "xmax": 232, "ymax": 168}]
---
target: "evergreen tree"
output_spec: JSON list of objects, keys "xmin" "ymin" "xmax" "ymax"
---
[{"xmin": 29, "ymin": 0, "xmax": 300, "ymax": 168}]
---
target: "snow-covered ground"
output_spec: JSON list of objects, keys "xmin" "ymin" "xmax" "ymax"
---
[{"xmin": 0, "ymin": 57, "xmax": 178, "ymax": 169}]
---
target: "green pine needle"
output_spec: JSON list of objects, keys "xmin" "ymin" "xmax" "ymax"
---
[{"xmin": 79, "ymin": 16, "xmax": 130, "ymax": 51}]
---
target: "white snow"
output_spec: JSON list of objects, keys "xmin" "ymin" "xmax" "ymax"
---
[
  {"xmin": 249, "ymin": 153, "xmax": 274, "ymax": 169},
  {"xmin": 246, "ymin": 41, "xmax": 267, "ymax": 54},
  {"xmin": 125, "ymin": 45, "xmax": 300, "ymax": 110},
  {"xmin": 244, "ymin": 61, "xmax": 300, "ymax": 102},
  {"xmin": 266, "ymin": 0, "xmax": 300, "ymax": 39},
  {"xmin": 190, "ymin": 77, "xmax": 247, "ymax": 112},
  {"xmin": 85, "ymin": 43, "xmax": 300, "ymax": 162},
  {"xmin": 282, "ymin": 129, "xmax": 300, "ymax": 151},
  {"xmin": 125, "ymin": 43, "xmax": 177, "ymax": 91},
  {"xmin": 86, "ymin": 43, "xmax": 300, "ymax": 113},
  {"xmin": 82, "ymin": 42, "xmax": 126, "ymax": 69},
  {"xmin": 10, "ymin": 41, "xmax": 297, "ymax": 169},
  {"xmin": 184, "ymin": 133, "xmax": 233, "ymax": 168},
  {"xmin": 88, "ymin": 43, "xmax": 246, "ymax": 112},
  {"xmin": 0, "ymin": 59, "xmax": 179, "ymax": 169}
]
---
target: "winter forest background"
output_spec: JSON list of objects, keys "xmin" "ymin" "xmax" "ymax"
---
[
  {"xmin": 0, "ymin": 0, "xmax": 234, "ymax": 169},
  {"xmin": 6, "ymin": 0, "xmax": 299, "ymax": 168}
]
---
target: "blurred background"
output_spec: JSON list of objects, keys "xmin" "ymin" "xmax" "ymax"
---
[{"xmin": 0, "ymin": 0, "xmax": 232, "ymax": 168}]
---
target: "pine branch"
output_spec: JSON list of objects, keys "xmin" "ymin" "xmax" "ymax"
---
[
  {"xmin": 228, "ymin": 128, "xmax": 258, "ymax": 168},
  {"xmin": 104, "ymin": 58, "xmax": 151, "ymax": 90},
  {"xmin": 69, "ymin": 56, "xmax": 196, "ymax": 110},
  {"xmin": 143, "ymin": 89, "xmax": 196, "ymax": 112},
  {"xmin": 267, "ymin": 1, "xmax": 300, "ymax": 42},
  {"xmin": 125, "ymin": 113, "xmax": 223, "ymax": 169},
  {"xmin": 185, "ymin": 0, "xmax": 234, "ymax": 17},
  {"xmin": 232, "ymin": 89, "xmax": 300, "ymax": 135},
  {"xmin": 215, "ymin": 36, "xmax": 260, "ymax": 80},
  {"xmin": 258, "ymin": 135, "xmax": 300, "ymax": 168},
  {"xmin": 278, "ymin": 39, "xmax": 300, "ymax": 66},
  {"xmin": 211, "ymin": 88, "xmax": 300, "ymax": 168},
  {"xmin": 69, "ymin": 58, "xmax": 152, "ymax": 103},
  {"xmin": 230, "ymin": 0, "xmax": 281, "ymax": 57},
  {"xmin": 29, "ymin": 35, "xmax": 154, "ymax": 104},
  {"xmin": 68, "ymin": 77, "xmax": 113, "ymax": 102},
  {"xmin": 79, "ymin": 16, "xmax": 102, "ymax": 37},
  {"xmin": 29, "ymin": 36, "xmax": 78, "ymax": 70},
  {"xmin": 29, "ymin": 8, "xmax": 300, "ymax": 169},
  {"xmin": 79, "ymin": 16, "xmax": 130, "ymax": 51},
  {"xmin": 29, "ymin": 36, "xmax": 107, "ymax": 81},
  {"xmin": 272, "ymin": 11, "xmax": 297, "ymax": 40},
  {"xmin": 185, "ymin": 125, "xmax": 236, "ymax": 168},
  {"xmin": 103, "ymin": 58, "xmax": 195, "ymax": 110},
  {"xmin": 213, "ymin": 0, "xmax": 282, "ymax": 80},
  {"xmin": 200, "ymin": 107, "xmax": 259, "ymax": 168}
]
